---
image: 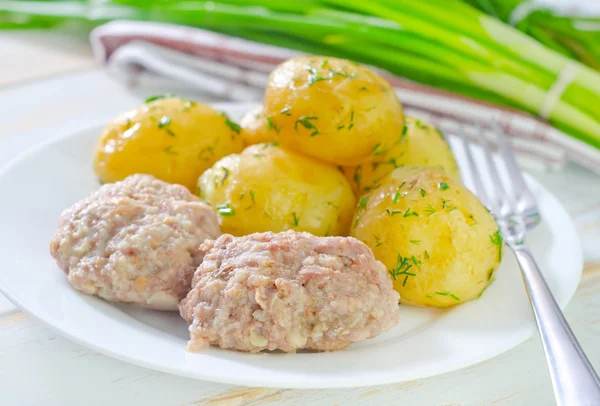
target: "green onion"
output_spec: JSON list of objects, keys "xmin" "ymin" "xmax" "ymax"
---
[
  {"xmin": 464, "ymin": 0, "xmax": 600, "ymax": 72},
  {"xmin": 2, "ymin": 0, "xmax": 600, "ymax": 149}
]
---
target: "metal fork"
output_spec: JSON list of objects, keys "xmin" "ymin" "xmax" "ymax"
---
[{"xmin": 459, "ymin": 121, "xmax": 600, "ymax": 406}]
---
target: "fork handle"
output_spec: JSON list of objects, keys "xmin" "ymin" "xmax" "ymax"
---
[{"xmin": 511, "ymin": 244, "xmax": 600, "ymax": 405}]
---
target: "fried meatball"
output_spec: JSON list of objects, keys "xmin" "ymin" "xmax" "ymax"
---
[
  {"xmin": 179, "ymin": 230, "xmax": 400, "ymax": 352},
  {"xmin": 50, "ymin": 174, "xmax": 221, "ymax": 310}
]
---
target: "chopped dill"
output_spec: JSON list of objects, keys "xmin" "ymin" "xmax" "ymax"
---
[
  {"xmin": 359, "ymin": 195, "xmax": 368, "ymax": 209},
  {"xmin": 295, "ymin": 116, "xmax": 319, "ymax": 136},
  {"xmin": 424, "ymin": 205, "xmax": 437, "ymax": 217},
  {"xmin": 162, "ymin": 145, "xmax": 177, "ymax": 155},
  {"xmin": 221, "ymin": 113, "xmax": 241, "ymax": 133},
  {"xmin": 372, "ymin": 143, "xmax": 384, "ymax": 156},
  {"xmin": 219, "ymin": 168, "xmax": 229, "ymax": 186},
  {"xmin": 389, "ymin": 253, "xmax": 416, "ymax": 287},
  {"xmin": 403, "ymin": 207, "xmax": 418, "ymax": 217},
  {"xmin": 216, "ymin": 204, "xmax": 235, "ymax": 216},
  {"xmin": 490, "ymin": 230, "xmax": 503, "ymax": 262},
  {"xmin": 266, "ymin": 117, "xmax": 280, "ymax": 133}
]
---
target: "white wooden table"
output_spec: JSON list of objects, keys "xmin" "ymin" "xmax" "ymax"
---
[{"xmin": 1, "ymin": 31, "xmax": 599, "ymax": 406}]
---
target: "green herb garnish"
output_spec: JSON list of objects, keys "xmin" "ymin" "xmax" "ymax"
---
[
  {"xmin": 372, "ymin": 143, "xmax": 384, "ymax": 156},
  {"xmin": 348, "ymin": 110, "xmax": 355, "ymax": 130},
  {"xmin": 158, "ymin": 116, "xmax": 172, "ymax": 128},
  {"xmin": 306, "ymin": 65, "xmax": 356, "ymax": 86},
  {"xmin": 163, "ymin": 145, "xmax": 178, "ymax": 155},
  {"xmin": 295, "ymin": 116, "xmax": 319, "ymax": 136},
  {"xmin": 145, "ymin": 94, "xmax": 172, "ymax": 103},
  {"xmin": 182, "ymin": 100, "xmax": 197, "ymax": 112},
  {"xmin": 490, "ymin": 230, "xmax": 503, "ymax": 261},
  {"xmin": 197, "ymin": 146, "xmax": 215, "ymax": 161},
  {"xmin": 216, "ymin": 204, "xmax": 236, "ymax": 216},
  {"xmin": 266, "ymin": 117, "xmax": 280, "ymax": 133},
  {"xmin": 221, "ymin": 113, "xmax": 241, "ymax": 133},
  {"xmin": 477, "ymin": 279, "xmax": 495, "ymax": 299},
  {"xmin": 404, "ymin": 207, "xmax": 419, "ymax": 217},
  {"xmin": 353, "ymin": 166, "xmax": 362, "ymax": 189},
  {"xmin": 219, "ymin": 168, "xmax": 229, "ymax": 186},
  {"xmin": 157, "ymin": 116, "xmax": 175, "ymax": 136},
  {"xmin": 359, "ymin": 195, "xmax": 368, "ymax": 209},
  {"xmin": 411, "ymin": 256, "xmax": 421, "ymax": 266},
  {"xmin": 468, "ymin": 214, "xmax": 478, "ymax": 226},
  {"xmin": 389, "ymin": 253, "xmax": 416, "ymax": 287}
]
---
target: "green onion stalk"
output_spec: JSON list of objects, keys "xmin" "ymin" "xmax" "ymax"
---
[
  {"xmin": 1, "ymin": 0, "xmax": 600, "ymax": 150},
  {"xmin": 464, "ymin": 0, "xmax": 600, "ymax": 72}
]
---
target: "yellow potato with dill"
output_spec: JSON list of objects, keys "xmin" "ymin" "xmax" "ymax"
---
[
  {"xmin": 240, "ymin": 106, "xmax": 277, "ymax": 146},
  {"xmin": 344, "ymin": 116, "xmax": 460, "ymax": 195},
  {"xmin": 351, "ymin": 167, "xmax": 502, "ymax": 307},
  {"xmin": 197, "ymin": 143, "xmax": 356, "ymax": 236},
  {"xmin": 94, "ymin": 96, "xmax": 244, "ymax": 191},
  {"xmin": 264, "ymin": 56, "xmax": 404, "ymax": 166}
]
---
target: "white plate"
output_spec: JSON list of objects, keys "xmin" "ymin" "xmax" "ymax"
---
[{"xmin": 0, "ymin": 103, "xmax": 582, "ymax": 389}]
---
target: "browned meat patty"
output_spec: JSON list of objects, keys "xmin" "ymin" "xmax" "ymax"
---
[
  {"xmin": 179, "ymin": 230, "xmax": 400, "ymax": 352},
  {"xmin": 50, "ymin": 174, "xmax": 221, "ymax": 310}
]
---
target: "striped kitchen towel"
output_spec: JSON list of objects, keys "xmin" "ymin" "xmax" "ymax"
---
[{"xmin": 91, "ymin": 20, "xmax": 600, "ymax": 174}]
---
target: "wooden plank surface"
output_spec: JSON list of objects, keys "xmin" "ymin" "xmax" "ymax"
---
[{"xmin": 0, "ymin": 30, "xmax": 94, "ymax": 88}]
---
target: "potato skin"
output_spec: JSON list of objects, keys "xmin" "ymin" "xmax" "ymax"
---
[
  {"xmin": 94, "ymin": 97, "xmax": 244, "ymax": 191},
  {"xmin": 240, "ymin": 106, "xmax": 277, "ymax": 146},
  {"xmin": 351, "ymin": 167, "xmax": 502, "ymax": 307},
  {"xmin": 197, "ymin": 143, "xmax": 356, "ymax": 236},
  {"xmin": 344, "ymin": 116, "xmax": 460, "ymax": 195},
  {"xmin": 264, "ymin": 56, "xmax": 404, "ymax": 166}
]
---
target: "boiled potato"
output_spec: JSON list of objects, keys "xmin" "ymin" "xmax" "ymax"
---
[
  {"xmin": 343, "ymin": 116, "xmax": 460, "ymax": 195},
  {"xmin": 263, "ymin": 56, "xmax": 404, "ymax": 166},
  {"xmin": 351, "ymin": 167, "xmax": 502, "ymax": 307},
  {"xmin": 94, "ymin": 97, "xmax": 244, "ymax": 191},
  {"xmin": 240, "ymin": 106, "xmax": 277, "ymax": 146},
  {"xmin": 198, "ymin": 143, "xmax": 356, "ymax": 236}
]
